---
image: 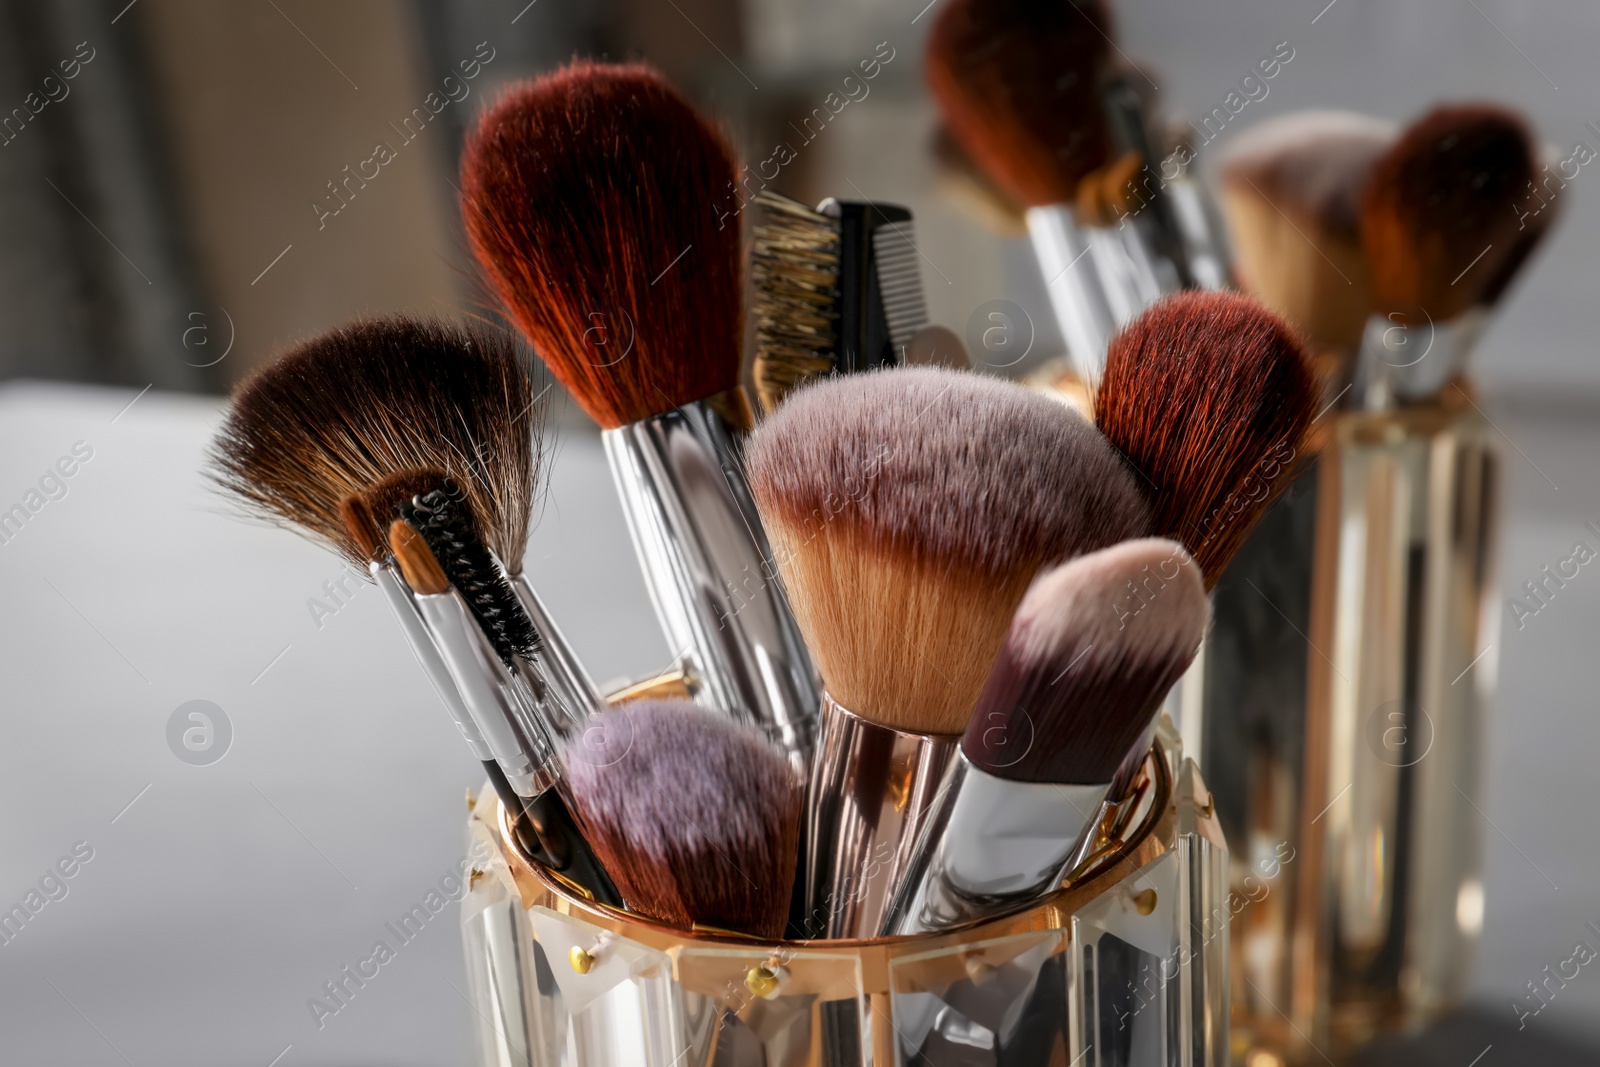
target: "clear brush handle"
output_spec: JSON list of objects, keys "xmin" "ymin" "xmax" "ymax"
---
[{"xmin": 602, "ymin": 398, "xmax": 820, "ymax": 774}]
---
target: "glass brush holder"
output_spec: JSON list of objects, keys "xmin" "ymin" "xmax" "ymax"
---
[
  {"xmin": 459, "ymin": 715, "xmax": 1232, "ymax": 1066},
  {"xmin": 1190, "ymin": 389, "xmax": 1499, "ymax": 1064}
]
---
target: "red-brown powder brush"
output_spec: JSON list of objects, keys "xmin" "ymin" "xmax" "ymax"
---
[
  {"xmin": 925, "ymin": 0, "xmax": 1195, "ymax": 376},
  {"xmin": 460, "ymin": 61, "xmax": 820, "ymax": 771},
  {"xmin": 1095, "ymin": 291, "xmax": 1319, "ymax": 588},
  {"xmin": 925, "ymin": 0, "xmax": 1116, "ymax": 212},
  {"xmin": 461, "ymin": 61, "xmax": 741, "ymax": 428},
  {"xmin": 1355, "ymin": 103, "xmax": 1543, "ymax": 405}
]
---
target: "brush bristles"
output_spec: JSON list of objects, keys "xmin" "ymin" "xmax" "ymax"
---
[
  {"xmin": 1095, "ymin": 292, "xmax": 1317, "ymax": 588},
  {"xmin": 339, "ymin": 495, "xmax": 383, "ymax": 564},
  {"xmin": 963, "ymin": 538, "xmax": 1208, "ymax": 784},
  {"xmin": 926, "ymin": 0, "xmax": 1116, "ymax": 208},
  {"xmin": 1361, "ymin": 103, "xmax": 1537, "ymax": 322},
  {"xmin": 1217, "ymin": 112, "xmax": 1396, "ymax": 352},
  {"xmin": 209, "ymin": 317, "xmax": 538, "ymax": 570},
  {"xmin": 561, "ymin": 699, "xmax": 801, "ymax": 938},
  {"xmin": 341, "ymin": 470, "xmax": 457, "ymax": 565},
  {"xmin": 399, "ymin": 474, "xmax": 540, "ymax": 666},
  {"xmin": 461, "ymin": 62, "xmax": 742, "ymax": 429},
  {"xmin": 751, "ymin": 191, "xmax": 840, "ymax": 411},
  {"xmin": 1219, "ymin": 111, "xmax": 1398, "ymax": 241},
  {"xmin": 746, "ymin": 367, "xmax": 1150, "ymax": 735},
  {"xmin": 1479, "ymin": 197, "xmax": 1557, "ymax": 307}
]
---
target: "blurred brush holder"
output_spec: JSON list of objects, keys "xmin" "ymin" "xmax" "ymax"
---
[
  {"xmin": 460, "ymin": 716, "xmax": 1231, "ymax": 1066},
  {"xmin": 1187, "ymin": 389, "xmax": 1499, "ymax": 1064}
]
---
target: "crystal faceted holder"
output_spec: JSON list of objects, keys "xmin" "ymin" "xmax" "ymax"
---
[{"xmin": 461, "ymin": 716, "xmax": 1231, "ymax": 1066}]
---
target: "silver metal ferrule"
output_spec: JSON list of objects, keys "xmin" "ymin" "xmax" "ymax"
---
[
  {"xmin": 415, "ymin": 588, "xmax": 557, "ymax": 799},
  {"xmin": 1354, "ymin": 310, "xmax": 1485, "ymax": 409},
  {"xmin": 371, "ymin": 561, "xmax": 496, "ymax": 763},
  {"xmin": 1026, "ymin": 205, "xmax": 1175, "ymax": 382},
  {"xmin": 510, "ymin": 574, "xmax": 607, "ymax": 741},
  {"xmin": 602, "ymin": 397, "xmax": 820, "ymax": 772},
  {"xmin": 883, "ymin": 754, "xmax": 1112, "ymax": 937},
  {"xmin": 1165, "ymin": 171, "xmax": 1234, "ymax": 291},
  {"xmin": 801, "ymin": 694, "xmax": 959, "ymax": 940}
]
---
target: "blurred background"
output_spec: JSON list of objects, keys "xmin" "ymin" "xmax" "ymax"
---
[{"xmin": 0, "ymin": 1, "xmax": 1597, "ymax": 1064}]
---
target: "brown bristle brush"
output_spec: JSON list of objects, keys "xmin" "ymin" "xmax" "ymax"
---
[
  {"xmin": 460, "ymin": 61, "xmax": 820, "ymax": 773},
  {"xmin": 1354, "ymin": 103, "xmax": 1542, "ymax": 405},
  {"xmin": 561, "ymin": 698, "xmax": 802, "ymax": 939},
  {"xmin": 208, "ymin": 318, "xmax": 617, "ymax": 899},
  {"xmin": 1095, "ymin": 291, "xmax": 1318, "ymax": 589},
  {"xmin": 885, "ymin": 538, "xmax": 1209, "ymax": 935},
  {"xmin": 925, "ymin": 0, "xmax": 1194, "ymax": 377},
  {"xmin": 210, "ymin": 316, "xmax": 601, "ymax": 718},
  {"xmin": 210, "ymin": 317, "xmax": 537, "ymax": 571},
  {"xmin": 745, "ymin": 365, "xmax": 1150, "ymax": 937},
  {"xmin": 1218, "ymin": 111, "xmax": 1398, "ymax": 357},
  {"xmin": 1361, "ymin": 103, "xmax": 1538, "ymax": 326},
  {"xmin": 925, "ymin": 0, "xmax": 1116, "ymax": 212},
  {"xmin": 460, "ymin": 61, "xmax": 740, "ymax": 430}
]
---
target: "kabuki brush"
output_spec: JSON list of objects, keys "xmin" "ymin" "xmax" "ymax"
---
[
  {"xmin": 745, "ymin": 365, "xmax": 1150, "ymax": 938},
  {"xmin": 561, "ymin": 698, "xmax": 802, "ymax": 939}
]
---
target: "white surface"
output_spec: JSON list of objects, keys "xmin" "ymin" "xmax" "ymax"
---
[{"xmin": 0, "ymin": 381, "xmax": 665, "ymax": 1067}]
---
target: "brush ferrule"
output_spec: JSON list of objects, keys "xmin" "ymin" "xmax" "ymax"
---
[
  {"xmin": 414, "ymin": 588, "xmax": 557, "ymax": 798},
  {"xmin": 1165, "ymin": 172, "xmax": 1234, "ymax": 291},
  {"xmin": 882, "ymin": 755, "xmax": 1112, "ymax": 937},
  {"xmin": 1026, "ymin": 205, "xmax": 1175, "ymax": 381},
  {"xmin": 371, "ymin": 562, "xmax": 496, "ymax": 763},
  {"xmin": 1354, "ymin": 310, "xmax": 1485, "ymax": 409},
  {"xmin": 801, "ymin": 694, "xmax": 959, "ymax": 940},
  {"xmin": 602, "ymin": 398, "xmax": 820, "ymax": 773},
  {"xmin": 509, "ymin": 573, "xmax": 607, "ymax": 739}
]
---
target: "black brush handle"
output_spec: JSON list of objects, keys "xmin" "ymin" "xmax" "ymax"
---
[
  {"xmin": 520, "ymin": 789, "xmax": 625, "ymax": 909},
  {"xmin": 827, "ymin": 200, "xmax": 912, "ymax": 372},
  {"xmin": 479, "ymin": 761, "xmax": 624, "ymax": 909}
]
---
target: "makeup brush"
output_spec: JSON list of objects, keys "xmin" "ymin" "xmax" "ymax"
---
[
  {"xmin": 745, "ymin": 365, "xmax": 1151, "ymax": 937},
  {"xmin": 1095, "ymin": 291, "xmax": 1318, "ymax": 588},
  {"xmin": 210, "ymin": 317, "xmax": 536, "ymax": 571},
  {"xmin": 390, "ymin": 519, "xmax": 623, "ymax": 908},
  {"xmin": 337, "ymin": 487, "xmax": 514, "ymax": 805},
  {"xmin": 885, "ymin": 538, "xmax": 1208, "ymax": 935},
  {"xmin": 926, "ymin": 0, "xmax": 1195, "ymax": 378},
  {"xmin": 461, "ymin": 61, "xmax": 820, "ymax": 771},
  {"xmin": 209, "ymin": 317, "xmax": 544, "ymax": 798},
  {"xmin": 749, "ymin": 191, "xmax": 931, "ymax": 410},
  {"xmin": 211, "ymin": 316, "xmax": 607, "ymax": 740},
  {"xmin": 1355, "ymin": 103, "xmax": 1539, "ymax": 405},
  {"xmin": 560, "ymin": 698, "xmax": 802, "ymax": 939},
  {"xmin": 1217, "ymin": 110, "xmax": 1397, "ymax": 357}
]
